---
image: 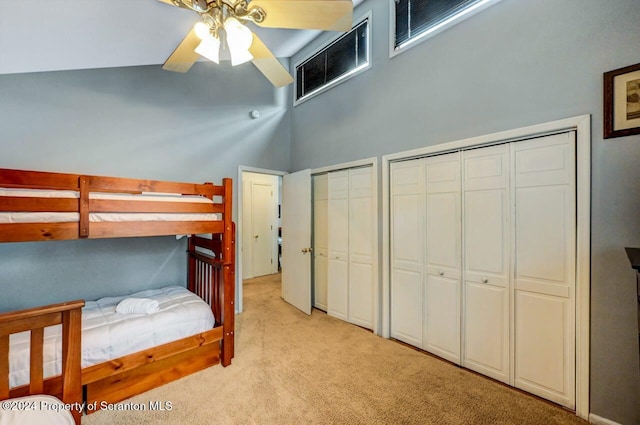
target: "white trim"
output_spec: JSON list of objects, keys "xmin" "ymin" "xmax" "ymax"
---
[
  {"xmin": 381, "ymin": 115, "xmax": 590, "ymax": 420},
  {"xmin": 389, "ymin": 0, "xmax": 504, "ymax": 58},
  {"xmin": 293, "ymin": 11, "xmax": 372, "ymax": 106},
  {"xmin": 589, "ymin": 413, "xmax": 623, "ymax": 425},
  {"xmin": 237, "ymin": 166, "xmax": 288, "ymax": 314},
  {"xmin": 311, "ymin": 156, "xmax": 378, "ymax": 175},
  {"xmin": 311, "ymin": 157, "xmax": 380, "ymax": 336}
]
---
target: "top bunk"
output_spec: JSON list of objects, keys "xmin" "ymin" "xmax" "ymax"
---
[{"xmin": 0, "ymin": 168, "xmax": 232, "ymax": 243}]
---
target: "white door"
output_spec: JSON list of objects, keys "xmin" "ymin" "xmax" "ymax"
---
[
  {"xmin": 251, "ymin": 182, "xmax": 274, "ymax": 277},
  {"xmin": 327, "ymin": 170, "xmax": 349, "ymax": 321},
  {"xmin": 281, "ymin": 169, "xmax": 312, "ymax": 315},
  {"xmin": 512, "ymin": 133, "xmax": 576, "ymax": 408},
  {"xmin": 313, "ymin": 174, "xmax": 329, "ymax": 311},
  {"xmin": 390, "ymin": 159, "xmax": 425, "ymax": 347},
  {"xmin": 462, "ymin": 144, "xmax": 510, "ymax": 383},
  {"xmin": 348, "ymin": 167, "xmax": 375, "ymax": 329},
  {"xmin": 424, "ymin": 153, "xmax": 462, "ymax": 364}
]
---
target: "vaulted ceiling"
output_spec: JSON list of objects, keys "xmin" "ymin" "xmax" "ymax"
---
[{"xmin": 0, "ymin": 0, "xmax": 363, "ymax": 75}]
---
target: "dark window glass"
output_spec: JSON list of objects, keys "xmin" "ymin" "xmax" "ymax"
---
[
  {"xmin": 395, "ymin": 0, "xmax": 482, "ymax": 48},
  {"xmin": 295, "ymin": 18, "xmax": 369, "ymax": 102}
]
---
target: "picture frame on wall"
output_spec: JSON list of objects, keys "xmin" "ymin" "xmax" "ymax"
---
[{"xmin": 604, "ymin": 62, "xmax": 640, "ymax": 139}]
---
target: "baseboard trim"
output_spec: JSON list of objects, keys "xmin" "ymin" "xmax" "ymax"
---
[{"xmin": 589, "ymin": 413, "xmax": 623, "ymax": 425}]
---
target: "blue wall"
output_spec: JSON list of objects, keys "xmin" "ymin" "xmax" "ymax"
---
[
  {"xmin": 290, "ymin": 0, "xmax": 640, "ymax": 423},
  {"xmin": 0, "ymin": 61, "xmax": 291, "ymax": 310}
]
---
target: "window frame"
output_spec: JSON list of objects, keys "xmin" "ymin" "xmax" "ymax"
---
[
  {"xmin": 389, "ymin": 0, "xmax": 503, "ymax": 58},
  {"xmin": 293, "ymin": 11, "xmax": 372, "ymax": 106}
]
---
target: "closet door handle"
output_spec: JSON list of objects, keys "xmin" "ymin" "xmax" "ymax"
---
[
  {"xmin": 439, "ymin": 271, "xmax": 444, "ymax": 276},
  {"xmin": 481, "ymin": 277, "xmax": 488, "ymax": 283}
]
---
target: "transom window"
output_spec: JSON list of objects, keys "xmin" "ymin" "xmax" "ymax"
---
[
  {"xmin": 392, "ymin": 0, "xmax": 502, "ymax": 54},
  {"xmin": 295, "ymin": 16, "xmax": 370, "ymax": 105}
]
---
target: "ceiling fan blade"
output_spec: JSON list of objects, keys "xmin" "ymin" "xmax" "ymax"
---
[
  {"xmin": 250, "ymin": 0, "xmax": 353, "ymax": 32},
  {"xmin": 162, "ymin": 28, "xmax": 201, "ymax": 73},
  {"xmin": 249, "ymin": 33, "xmax": 294, "ymax": 87}
]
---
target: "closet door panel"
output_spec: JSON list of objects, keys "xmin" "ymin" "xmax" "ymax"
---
[
  {"xmin": 463, "ymin": 190, "xmax": 508, "ymax": 286},
  {"xmin": 349, "ymin": 261, "xmax": 374, "ymax": 328},
  {"xmin": 328, "ymin": 171, "xmax": 349, "ymax": 321},
  {"xmin": 424, "ymin": 275, "xmax": 460, "ymax": 363},
  {"xmin": 463, "ymin": 281, "xmax": 509, "ymax": 381},
  {"xmin": 314, "ymin": 255, "xmax": 328, "ymax": 311},
  {"xmin": 348, "ymin": 167, "xmax": 374, "ymax": 329},
  {"xmin": 512, "ymin": 133, "xmax": 576, "ymax": 409},
  {"xmin": 390, "ymin": 160, "xmax": 425, "ymax": 346},
  {"xmin": 391, "ymin": 269, "xmax": 423, "ymax": 346},
  {"xmin": 424, "ymin": 153, "xmax": 461, "ymax": 362},
  {"xmin": 515, "ymin": 291, "xmax": 570, "ymax": 403},
  {"xmin": 313, "ymin": 174, "xmax": 329, "ymax": 311},
  {"xmin": 462, "ymin": 144, "xmax": 510, "ymax": 383}
]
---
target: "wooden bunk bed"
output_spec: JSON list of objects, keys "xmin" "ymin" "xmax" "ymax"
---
[{"xmin": 0, "ymin": 167, "xmax": 235, "ymax": 411}]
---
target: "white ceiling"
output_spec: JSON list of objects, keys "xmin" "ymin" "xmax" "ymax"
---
[{"xmin": 0, "ymin": 0, "xmax": 363, "ymax": 75}]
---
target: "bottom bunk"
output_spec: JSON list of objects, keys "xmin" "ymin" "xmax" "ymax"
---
[{"xmin": 2, "ymin": 241, "xmax": 234, "ymax": 414}]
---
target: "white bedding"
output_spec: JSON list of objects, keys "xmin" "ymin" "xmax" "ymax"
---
[
  {"xmin": 8, "ymin": 286, "xmax": 215, "ymax": 389},
  {"xmin": 0, "ymin": 188, "xmax": 220, "ymax": 223},
  {"xmin": 0, "ymin": 395, "xmax": 75, "ymax": 425}
]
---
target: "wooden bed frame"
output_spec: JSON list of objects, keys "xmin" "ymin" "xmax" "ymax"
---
[
  {"xmin": 0, "ymin": 167, "xmax": 235, "ymax": 411},
  {"xmin": 0, "ymin": 299, "xmax": 84, "ymax": 425}
]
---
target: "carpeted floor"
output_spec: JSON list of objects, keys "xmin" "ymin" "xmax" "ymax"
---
[{"xmin": 83, "ymin": 274, "xmax": 587, "ymax": 424}]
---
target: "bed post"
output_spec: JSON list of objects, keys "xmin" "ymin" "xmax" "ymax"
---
[
  {"xmin": 221, "ymin": 178, "xmax": 235, "ymax": 366},
  {"xmin": 187, "ymin": 236, "xmax": 196, "ymax": 293}
]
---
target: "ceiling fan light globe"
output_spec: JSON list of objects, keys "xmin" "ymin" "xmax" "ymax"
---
[
  {"xmin": 224, "ymin": 17, "xmax": 254, "ymax": 66},
  {"xmin": 193, "ymin": 21, "xmax": 211, "ymax": 40},
  {"xmin": 195, "ymin": 36, "xmax": 220, "ymax": 64}
]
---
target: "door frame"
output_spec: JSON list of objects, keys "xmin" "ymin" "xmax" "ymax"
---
[
  {"xmin": 237, "ymin": 166, "xmax": 287, "ymax": 313},
  {"xmin": 381, "ymin": 115, "xmax": 591, "ymax": 420},
  {"xmin": 312, "ymin": 157, "xmax": 379, "ymax": 334}
]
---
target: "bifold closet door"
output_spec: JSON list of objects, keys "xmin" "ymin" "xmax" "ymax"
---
[
  {"xmin": 512, "ymin": 133, "xmax": 576, "ymax": 409},
  {"xmin": 462, "ymin": 144, "xmax": 510, "ymax": 383},
  {"xmin": 313, "ymin": 174, "xmax": 329, "ymax": 311},
  {"xmin": 390, "ymin": 159, "xmax": 425, "ymax": 347},
  {"xmin": 327, "ymin": 170, "xmax": 349, "ymax": 321},
  {"xmin": 424, "ymin": 153, "xmax": 461, "ymax": 363},
  {"xmin": 348, "ymin": 167, "xmax": 375, "ymax": 329}
]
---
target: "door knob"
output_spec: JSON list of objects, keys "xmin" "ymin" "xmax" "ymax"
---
[
  {"xmin": 439, "ymin": 271, "xmax": 444, "ymax": 276},
  {"xmin": 254, "ymin": 235, "xmax": 259, "ymax": 239},
  {"xmin": 481, "ymin": 277, "xmax": 488, "ymax": 283}
]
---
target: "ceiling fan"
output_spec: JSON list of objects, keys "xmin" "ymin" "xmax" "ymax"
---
[{"xmin": 158, "ymin": 0, "xmax": 354, "ymax": 87}]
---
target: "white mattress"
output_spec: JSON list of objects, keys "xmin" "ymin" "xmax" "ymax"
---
[
  {"xmin": 8, "ymin": 286, "xmax": 215, "ymax": 388},
  {"xmin": 0, "ymin": 395, "xmax": 75, "ymax": 425},
  {"xmin": 0, "ymin": 188, "xmax": 220, "ymax": 223}
]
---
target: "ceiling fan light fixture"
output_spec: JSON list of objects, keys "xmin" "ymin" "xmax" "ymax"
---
[
  {"xmin": 224, "ymin": 17, "xmax": 254, "ymax": 66},
  {"xmin": 193, "ymin": 21, "xmax": 211, "ymax": 40},
  {"xmin": 195, "ymin": 36, "xmax": 220, "ymax": 64}
]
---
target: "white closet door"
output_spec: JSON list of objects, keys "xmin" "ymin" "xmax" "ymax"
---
[
  {"xmin": 390, "ymin": 159, "xmax": 425, "ymax": 347},
  {"xmin": 462, "ymin": 144, "xmax": 510, "ymax": 383},
  {"xmin": 512, "ymin": 132, "xmax": 576, "ymax": 409},
  {"xmin": 348, "ymin": 167, "xmax": 375, "ymax": 329},
  {"xmin": 313, "ymin": 174, "xmax": 329, "ymax": 311},
  {"xmin": 424, "ymin": 152, "xmax": 461, "ymax": 363},
  {"xmin": 327, "ymin": 170, "xmax": 350, "ymax": 321}
]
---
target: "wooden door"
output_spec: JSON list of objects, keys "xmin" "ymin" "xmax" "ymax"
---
[
  {"xmin": 348, "ymin": 167, "xmax": 375, "ymax": 330},
  {"xmin": 390, "ymin": 159, "xmax": 425, "ymax": 347},
  {"xmin": 424, "ymin": 152, "xmax": 462, "ymax": 364},
  {"xmin": 462, "ymin": 144, "xmax": 510, "ymax": 383},
  {"xmin": 512, "ymin": 132, "xmax": 576, "ymax": 409},
  {"xmin": 327, "ymin": 170, "xmax": 349, "ymax": 321},
  {"xmin": 313, "ymin": 174, "xmax": 329, "ymax": 311},
  {"xmin": 281, "ymin": 169, "xmax": 312, "ymax": 315}
]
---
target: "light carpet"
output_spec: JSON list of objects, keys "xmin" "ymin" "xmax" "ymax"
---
[{"xmin": 82, "ymin": 273, "xmax": 587, "ymax": 424}]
